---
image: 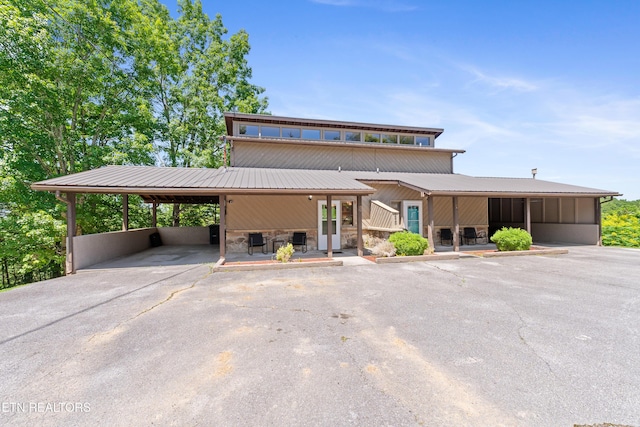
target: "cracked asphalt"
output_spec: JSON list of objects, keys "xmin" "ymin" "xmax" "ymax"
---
[{"xmin": 1, "ymin": 245, "xmax": 639, "ymax": 426}]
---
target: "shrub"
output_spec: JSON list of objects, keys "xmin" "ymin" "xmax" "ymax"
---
[
  {"xmin": 370, "ymin": 240, "xmax": 396, "ymax": 257},
  {"xmin": 276, "ymin": 243, "xmax": 294, "ymax": 262},
  {"xmin": 389, "ymin": 231, "xmax": 429, "ymax": 256},
  {"xmin": 490, "ymin": 227, "xmax": 532, "ymax": 251}
]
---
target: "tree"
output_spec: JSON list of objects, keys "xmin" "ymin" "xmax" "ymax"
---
[
  {"xmin": 138, "ymin": 0, "xmax": 268, "ymax": 225},
  {"xmin": 1, "ymin": 0, "xmax": 268, "ymax": 287}
]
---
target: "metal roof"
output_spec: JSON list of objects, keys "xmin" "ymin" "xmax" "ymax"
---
[
  {"xmin": 224, "ymin": 112, "xmax": 445, "ymax": 138},
  {"xmin": 346, "ymin": 171, "xmax": 620, "ymax": 197},
  {"xmin": 31, "ymin": 166, "xmax": 620, "ymax": 200},
  {"xmin": 31, "ymin": 165, "xmax": 377, "ymax": 197}
]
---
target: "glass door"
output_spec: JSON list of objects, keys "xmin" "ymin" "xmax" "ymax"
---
[
  {"xmin": 402, "ymin": 201, "xmax": 423, "ymax": 235},
  {"xmin": 318, "ymin": 200, "xmax": 340, "ymax": 250}
]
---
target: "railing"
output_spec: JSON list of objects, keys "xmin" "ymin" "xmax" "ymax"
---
[{"xmin": 365, "ymin": 200, "xmax": 405, "ymax": 231}]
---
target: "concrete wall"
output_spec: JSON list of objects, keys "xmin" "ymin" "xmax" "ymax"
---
[
  {"xmin": 531, "ymin": 223, "xmax": 600, "ymax": 245},
  {"xmin": 157, "ymin": 227, "xmax": 210, "ymax": 245},
  {"xmin": 73, "ymin": 228, "xmax": 156, "ymax": 270}
]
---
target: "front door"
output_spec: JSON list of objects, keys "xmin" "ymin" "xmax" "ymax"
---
[
  {"xmin": 318, "ymin": 200, "xmax": 340, "ymax": 250},
  {"xmin": 403, "ymin": 200, "xmax": 423, "ymax": 235}
]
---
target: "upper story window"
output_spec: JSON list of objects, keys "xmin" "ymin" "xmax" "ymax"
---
[
  {"xmin": 302, "ymin": 129, "xmax": 320, "ymax": 139},
  {"xmin": 235, "ymin": 122, "xmax": 433, "ymax": 147},
  {"xmin": 324, "ymin": 130, "xmax": 341, "ymax": 141}
]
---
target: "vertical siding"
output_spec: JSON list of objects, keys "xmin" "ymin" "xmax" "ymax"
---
[
  {"xmin": 226, "ymin": 195, "xmax": 317, "ymax": 230},
  {"xmin": 561, "ymin": 198, "xmax": 575, "ymax": 223},
  {"xmin": 545, "ymin": 198, "xmax": 559, "ymax": 222},
  {"xmin": 363, "ymin": 184, "xmax": 420, "ymax": 218},
  {"xmin": 432, "ymin": 196, "xmax": 487, "ymax": 226},
  {"xmin": 577, "ymin": 198, "xmax": 596, "ymax": 223},
  {"xmin": 233, "ymin": 142, "xmax": 453, "ymax": 173}
]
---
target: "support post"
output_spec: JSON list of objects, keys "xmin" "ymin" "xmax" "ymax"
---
[
  {"xmin": 326, "ymin": 195, "xmax": 333, "ymax": 258},
  {"xmin": 356, "ymin": 195, "xmax": 363, "ymax": 257},
  {"xmin": 152, "ymin": 202, "xmax": 157, "ymax": 228},
  {"xmin": 596, "ymin": 197, "xmax": 602, "ymax": 246},
  {"xmin": 452, "ymin": 196, "xmax": 460, "ymax": 252},
  {"xmin": 525, "ymin": 197, "xmax": 531, "ymax": 235},
  {"xmin": 426, "ymin": 196, "xmax": 435, "ymax": 251},
  {"xmin": 66, "ymin": 193, "xmax": 76, "ymax": 274},
  {"xmin": 122, "ymin": 194, "xmax": 129, "ymax": 231},
  {"xmin": 219, "ymin": 195, "xmax": 226, "ymax": 259}
]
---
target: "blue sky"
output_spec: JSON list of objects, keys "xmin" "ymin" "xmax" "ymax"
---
[{"xmin": 166, "ymin": 0, "xmax": 639, "ymax": 199}]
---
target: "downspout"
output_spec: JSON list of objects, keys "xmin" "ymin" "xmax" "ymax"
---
[{"xmin": 451, "ymin": 153, "xmax": 458, "ymax": 173}]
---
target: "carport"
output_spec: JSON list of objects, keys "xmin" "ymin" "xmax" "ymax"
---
[{"xmin": 31, "ymin": 165, "xmax": 376, "ymax": 274}]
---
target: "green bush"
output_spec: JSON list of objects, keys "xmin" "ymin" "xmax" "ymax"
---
[
  {"xmin": 389, "ymin": 231, "xmax": 429, "ymax": 256},
  {"xmin": 490, "ymin": 227, "xmax": 532, "ymax": 251}
]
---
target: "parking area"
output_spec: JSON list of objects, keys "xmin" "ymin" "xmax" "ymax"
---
[{"xmin": 1, "ymin": 245, "xmax": 639, "ymax": 426}]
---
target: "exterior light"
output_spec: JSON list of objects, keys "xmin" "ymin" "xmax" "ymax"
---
[{"xmin": 531, "ymin": 168, "xmax": 538, "ymax": 179}]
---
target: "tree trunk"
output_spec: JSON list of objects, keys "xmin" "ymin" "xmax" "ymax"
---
[{"xmin": 172, "ymin": 203, "xmax": 181, "ymax": 227}]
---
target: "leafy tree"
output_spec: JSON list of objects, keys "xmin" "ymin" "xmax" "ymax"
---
[
  {"xmin": 139, "ymin": 0, "xmax": 268, "ymax": 225},
  {"xmin": 601, "ymin": 198, "xmax": 640, "ymax": 248},
  {"xmin": 0, "ymin": 0, "xmax": 268, "ymax": 287}
]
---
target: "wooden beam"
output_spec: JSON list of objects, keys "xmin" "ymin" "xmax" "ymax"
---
[
  {"xmin": 122, "ymin": 194, "xmax": 129, "ymax": 231},
  {"xmin": 326, "ymin": 195, "xmax": 333, "ymax": 258},
  {"xmin": 452, "ymin": 196, "xmax": 460, "ymax": 252},
  {"xmin": 357, "ymin": 195, "xmax": 363, "ymax": 256},
  {"xmin": 426, "ymin": 196, "xmax": 435, "ymax": 250},
  {"xmin": 152, "ymin": 202, "xmax": 157, "ymax": 228},
  {"xmin": 66, "ymin": 193, "xmax": 76, "ymax": 275},
  {"xmin": 219, "ymin": 195, "xmax": 226, "ymax": 259}
]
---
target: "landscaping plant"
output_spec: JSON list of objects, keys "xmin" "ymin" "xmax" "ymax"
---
[
  {"xmin": 389, "ymin": 231, "xmax": 429, "ymax": 256},
  {"xmin": 490, "ymin": 227, "xmax": 532, "ymax": 251},
  {"xmin": 276, "ymin": 243, "xmax": 295, "ymax": 263}
]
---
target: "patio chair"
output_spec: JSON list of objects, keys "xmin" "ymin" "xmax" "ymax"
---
[
  {"xmin": 248, "ymin": 232, "xmax": 267, "ymax": 255},
  {"xmin": 463, "ymin": 227, "xmax": 478, "ymax": 245},
  {"xmin": 289, "ymin": 231, "xmax": 307, "ymax": 253},
  {"xmin": 440, "ymin": 228, "xmax": 453, "ymax": 245}
]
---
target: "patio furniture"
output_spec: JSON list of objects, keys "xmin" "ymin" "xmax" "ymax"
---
[
  {"xmin": 463, "ymin": 227, "xmax": 478, "ymax": 245},
  {"xmin": 289, "ymin": 232, "xmax": 307, "ymax": 253},
  {"xmin": 440, "ymin": 228, "xmax": 453, "ymax": 245},
  {"xmin": 248, "ymin": 233, "xmax": 267, "ymax": 255}
]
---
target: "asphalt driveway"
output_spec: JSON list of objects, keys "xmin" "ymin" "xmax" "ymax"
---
[{"xmin": 1, "ymin": 246, "xmax": 639, "ymax": 426}]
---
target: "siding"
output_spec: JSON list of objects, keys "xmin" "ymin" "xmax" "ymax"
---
[
  {"xmin": 432, "ymin": 196, "xmax": 487, "ymax": 226},
  {"xmin": 226, "ymin": 195, "xmax": 316, "ymax": 230},
  {"xmin": 233, "ymin": 142, "xmax": 452, "ymax": 173}
]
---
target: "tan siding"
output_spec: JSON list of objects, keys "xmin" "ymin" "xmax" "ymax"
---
[
  {"xmin": 233, "ymin": 142, "xmax": 453, "ymax": 173},
  {"xmin": 577, "ymin": 198, "xmax": 596, "ymax": 223},
  {"xmin": 531, "ymin": 199, "xmax": 543, "ymax": 222},
  {"xmin": 561, "ymin": 198, "xmax": 575, "ymax": 223},
  {"xmin": 545, "ymin": 198, "xmax": 559, "ymax": 222},
  {"xmin": 226, "ymin": 195, "xmax": 316, "ymax": 230},
  {"xmin": 459, "ymin": 197, "xmax": 488, "ymax": 225},
  {"xmin": 431, "ymin": 196, "xmax": 486, "ymax": 226}
]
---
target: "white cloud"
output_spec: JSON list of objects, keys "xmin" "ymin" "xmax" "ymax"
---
[{"xmin": 461, "ymin": 65, "xmax": 539, "ymax": 92}]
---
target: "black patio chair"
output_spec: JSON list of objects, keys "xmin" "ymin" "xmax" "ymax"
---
[
  {"xmin": 440, "ymin": 228, "xmax": 453, "ymax": 245},
  {"xmin": 248, "ymin": 232, "xmax": 267, "ymax": 255},
  {"xmin": 463, "ymin": 227, "xmax": 478, "ymax": 245},
  {"xmin": 290, "ymin": 232, "xmax": 307, "ymax": 253}
]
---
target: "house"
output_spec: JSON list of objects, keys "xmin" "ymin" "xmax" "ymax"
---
[{"xmin": 32, "ymin": 112, "xmax": 620, "ymax": 273}]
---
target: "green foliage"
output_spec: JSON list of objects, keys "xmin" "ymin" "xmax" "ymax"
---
[
  {"xmin": 0, "ymin": 0, "xmax": 268, "ymax": 288},
  {"xmin": 389, "ymin": 231, "xmax": 429, "ymax": 256},
  {"xmin": 601, "ymin": 198, "xmax": 640, "ymax": 247},
  {"xmin": 276, "ymin": 243, "xmax": 294, "ymax": 263},
  {"xmin": 601, "ymin": 198, "xmax": 640, "ymax": 248},
  {"xmin": 490, "ymin": 227, "xmax": 532, "ymax": 251}
]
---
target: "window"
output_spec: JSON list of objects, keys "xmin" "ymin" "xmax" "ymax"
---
[
  {"xmin": 341, "ymin": 202, "xmax": 353, "ymax": 226},
  {"xmin": 415, "ymin": 136, "xmax": 430, "ymax": 146},
  {"xmin": 261, "ymin": 126, "xmax": 280, "ymax": 137},
  {"xmin": 302, "ymin": 129, "xmax": 320, "ymax": 139},
  {"xmin": 282, "ymin": 127, "xmax": 300, "ymax": 138},
  {"xmin": 345, "ymin": 131, "xmax": 361, "ymax": 142},
  {"xmin": 364, "ymin": 133, "xmax": 380, "ymax": 142},
  {"xmin": 382, "ymin": 134, "xmax": 398, "ymax": 144},
  {"xmin": 239, "ymin": 125, "xmax": 259, "ymax": 136},
  {"xmin": 399, "ymin": 135, "xmax": 414, "ymax": 145},
  {"xmin": 324, "ymin": 130, "xmax": 341, "ymax": 140}
]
